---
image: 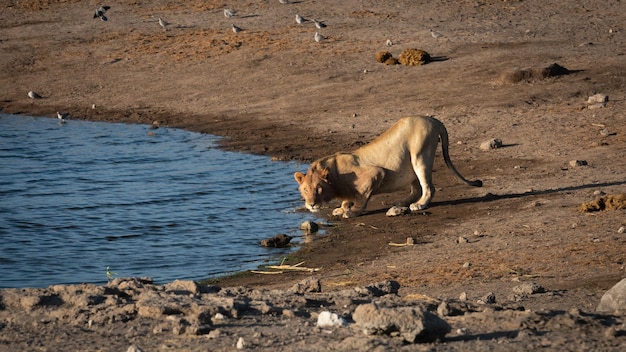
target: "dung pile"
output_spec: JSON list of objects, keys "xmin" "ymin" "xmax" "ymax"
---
[
  {"xmin": 579, "ymin": 194, "xmax": 626, "ymax": 212},
  {"xmin": 375, "ymin": 49, "xmax": 430, "ymax": 66}
]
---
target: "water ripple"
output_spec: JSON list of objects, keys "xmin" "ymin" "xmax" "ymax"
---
[{"xmin": 0, "ymin": 114, "xmax": 316, "ymax": 288}]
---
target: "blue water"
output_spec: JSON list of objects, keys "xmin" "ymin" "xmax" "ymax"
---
[{"xmin": 0, "ymin": 114, "xmax": 316, "ymax": 288}]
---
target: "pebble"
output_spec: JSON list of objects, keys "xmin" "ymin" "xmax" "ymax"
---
[
  {"xmin": 478, "ymin": 292, "xmax": 496, "ymax": 304},
  {"xmin": 462, "ymin": 262, "xmax": 471, "ymax": 269},
  {"xmin": 300, "ymin": 220, "xmax": 319, "ymax": 233},
  {"xmin": 569, "ymin": 160, "xmax": 587, "ymax": 168},
  {"xmin": 317, "ymin": 311, "xmax": 347, "ymax": 328},
  {"xmin": 618, "ymin": 226, "xmax": 625, "ymax": 234},
  {"xmin": 480, "ymin": 138, "xmax": 503, "ymax": 151},
  {"xmin": 457, "ymin": 236, "xmax": 468, "ymax": 244},
  {"xmin": 236, "ymin": 337, "xmax": 245, "ymax": 349}
]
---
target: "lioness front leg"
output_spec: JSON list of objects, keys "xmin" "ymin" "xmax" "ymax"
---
[{"xmin": 332, "ymin": 200, "xmax": 354, "ymax": 217}]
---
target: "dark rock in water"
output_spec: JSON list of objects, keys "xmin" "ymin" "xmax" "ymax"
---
[{"xmin": 260, "ymin": 234, "xmax": 292, "ymax": 248}]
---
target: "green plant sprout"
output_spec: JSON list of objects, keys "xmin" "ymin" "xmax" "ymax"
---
[{"xmin": 106, "ymin": 266, "xmax": 118, "ymax": 282}]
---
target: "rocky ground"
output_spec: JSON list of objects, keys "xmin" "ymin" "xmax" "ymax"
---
[{"xmin": 1, "ymin": 0, "xmax": 626, "ymax": 350}]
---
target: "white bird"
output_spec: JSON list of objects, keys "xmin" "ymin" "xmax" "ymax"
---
[
  {"xmin": 232, "ymin": 24, "xmax": 242, "ymax": 34},
  {"xmin": 386, "ymin": 39, "xmax": 393, "ymax": 47},
  {"xmin": 313, "ymin": 19, "xmax": 326, "ymax": 29},
  {"xmin": 429, "ymin": 28, "xmax": 443, "ymax": 39},
  {"xmin": 158, "ymin": 17, "xmax": 169, "ymax": 30},
  {"xmin": 56, "ymin": 112, "xmax": 69, "ymax": 123},
  {"xmin": 314, "ymin": 32, "xmax": 323, "ymax": 43},
  {"xmin": 224, "ymin": 9, "xmax": 234, "ymax": 18},
  {"xmin": 93, "ymin": 5, "xmax": 110, "ymax": 21},
  {"xmin": 295, "ymin": 14, "xmax": 307, "ymax": 24},
  {"xmin": 28, "ymin": 91, "xmax": 42, "ymax": 99}
]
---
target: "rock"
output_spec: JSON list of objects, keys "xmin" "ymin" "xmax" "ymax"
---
[
  {"xmin": 480, "ymin": 138, "xmax": 503, "ymax": 151},
  {"xmin": 236, "ymin": 337, "xmax": 245, "ymax": 349},
  {"xmin": 569, "ymin": 160, "xmax": 588, "ymax": 168},
  {"xmin": 299, "ymin": 221, "xmax": 319, "ymax": 233},
  {"xmin": 317, "ymin": 311, "xmax": 347, "ymax": 328},
  {"xmin": 386, "ymin": 205, "xmax": 409, "ymax": 216},
  {"xmin": 513, "ymin": 282, "xmax": 546, "ymax": 295},
  {"xmin": 28, "ymin": 91, "xmax": 42, "ymax": 99},
  {"xmin": 617, "ymin": 226, "xmax": 625, "ymax": 234},
  {"xmin": 596, "ymin": 278, "xmax": 626, "ymax": 312},
  {"xmin": 127, "ymin": 345, "xmax": 144, "ymax": 352},
  {"xmin": 164, "ymin": 280, "xmax": 201, "ymax": 295},
  {"xmin": 289, "ymin": 276, "xmax": 321, "ymax": 294},
  {"xmin": 353, "ymin": 303, "xmax": 451, "ymax": 343},
  {"xmin": 354, "ymin": 280, "xmax": 400, "ymax": 297},
  {"xmin": 457, "ymin": 236, "xmax": 468, "ymax": 244},
  {"xmin": 478, "ymin": 292, "xmax": 496, "ymax": 304},
  {"xmin": 586, "ymin": 93, "xmax": 608, "ymax": 105},
  {"xmin": 260, "ymin": 234, "xmax": 292, "ymax": 248}
]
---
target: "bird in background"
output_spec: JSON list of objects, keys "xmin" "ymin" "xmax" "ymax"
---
[
  {"xmin": 56, "ymin": 112, "xmax": 69, "ymax": 123},
  {"xmin": 232, "ymin": 24, "xmax": 242, "ymax": 34},
  {"xmin": 313, "ymin": 19, "xmax": 326, "ymax": 29},
  {"xmin": 158, "ymin": 17, "xmax": 169, "ymax": 30},
  {"xmin": 429, "ymin": 28, "xmax": 443, "ymax": 39},
  {"xmin": 224, "ymin": 9, "xmax": 234, "ymax": 18},
  {"xmin": 93, "ymin": 5, "xmax": 110, "ymax": 21},
  {"xmin": 314, "ymin": 32, "xmax": 323, "ymax": 42},
  {"xmin": 295, "ymin": 14, "xmax": 307, "ymax": 24}
]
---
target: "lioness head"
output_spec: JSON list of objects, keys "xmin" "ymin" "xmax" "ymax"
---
[{"xmin": 294, "ymin": 166, "xmax": 334, "ymax": 212}]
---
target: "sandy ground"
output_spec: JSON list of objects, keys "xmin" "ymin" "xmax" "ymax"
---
[{"xmin": 1, "ymin": 0, "xmax": 626, "ymax": 350}]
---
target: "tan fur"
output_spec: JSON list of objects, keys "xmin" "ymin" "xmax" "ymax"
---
[{"xmin": 294, "ymin": 116, "xmax": 482, "ymax": 218}]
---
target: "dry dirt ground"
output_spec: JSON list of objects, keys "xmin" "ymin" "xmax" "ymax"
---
[{"xmin": 1, "ymin": 0, "xmax": 625, "ymax": 350}]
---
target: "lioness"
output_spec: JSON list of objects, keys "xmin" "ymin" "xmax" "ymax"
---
[{"xmin": 294, "ymin": 116, "xmax": 482, "ymax": 218}]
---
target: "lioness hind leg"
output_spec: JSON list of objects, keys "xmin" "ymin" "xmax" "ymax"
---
[
  {"xmin": 398, "ymin": 180, "xmax": 421, "ymax": 207},
  {"xmin": 409, "ymin": 165, "xmax": 435, "ymax": 211}
]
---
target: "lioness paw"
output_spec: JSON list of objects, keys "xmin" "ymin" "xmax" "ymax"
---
[
  {"xmin": 409, "ymin": 203, "xmax": 428, "ymax": 211},
  {"xmin": 332, "ymin": 208, "xmax": 346, "ymax": 217}
]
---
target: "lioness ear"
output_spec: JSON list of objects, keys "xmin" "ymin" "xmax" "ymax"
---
[
  {"xmin": 319, "ymin": 168, "xmax": 330, "ymax": 182},
  {"xmin": 294, "ymin": 172, "xmax": 305, "ymax": 185}
]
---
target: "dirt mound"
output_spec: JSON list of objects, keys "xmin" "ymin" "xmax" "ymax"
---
[{"xmin": 497, "ymin": 63, "xmax": 572, "ymax": 83}]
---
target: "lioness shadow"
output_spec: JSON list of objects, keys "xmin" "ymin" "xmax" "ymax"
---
[
  {"xmin": 433, "ymin": 180, "xmax": 626, "ymax": 207},
  {"xmin": 360, "ymin": 180, "xmax": 626, "ymax": 216}
]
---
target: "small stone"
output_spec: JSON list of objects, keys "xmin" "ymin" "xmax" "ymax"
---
[
  {"xmin": 127, "ymin": 345, "xmax": 144, "ymax": 352},
  {"xmin": 260, "ymin": 234, "xmax": 292, "ymax": 248},
  {"xmin": 462, "ymin": 262, "xmax": 471, "ymax": 269},
  {"xmin": 617, "ymin": 226, "xmax": 625, "ymax": 234},
  {"xmin": 600, "ymin": 128, "xmax": 610, "ymax": 136},
  {"xmin": 512, "ymin": 282, "xmax": 546, "ymax": 295},
  {"xmin": 478, "ymin": 292, "xmax": 496, "ymax": 304},
  {"xmin": 480, "ymin": 138, "xmax": 503, "ymax": 151},
  {"xmin": 236, "ymin": 337, "xmax": 245, "ymax": 349},
  {"xmin": 586, "ymin": 93, "xmax": 608, "ymax": 105},
  {"xmin": 457, "ymin": 236, "xmax": 468, "ymax": 244},
  {"xmin": 386, "ymin": 206, "xmax": 409, "ymax": 217},
  {"xmin": 208, "ymin": 328, "xmax": 222, "ymax": 339},
  {"xmin": 406, "ymin": 237, "xmax": 415, "ymax": 245},
  {"xmin": 317, "ymin": 311, "xmax": 347, "ymax": 328},
  {"xmin": 300, "ymin": 220, "xmax": 319, "ymax": 233},
  {"xmin": 459, "ymin": 292, "xmax": 468, "ymax": 301},
  {"xmin": 569, "ymin": 160, "xmax": 588, "ymax": 168}
]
